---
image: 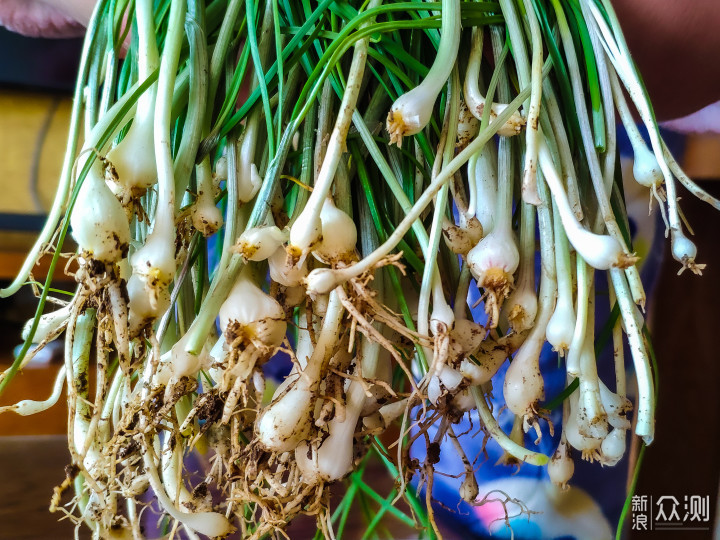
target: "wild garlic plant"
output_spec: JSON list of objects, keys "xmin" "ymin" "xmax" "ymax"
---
[{"xmin": 1, "ymin": 0, "xmax": 717, "ymax": 538}]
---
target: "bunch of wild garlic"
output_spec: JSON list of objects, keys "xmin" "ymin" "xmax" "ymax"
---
[{"xmin": 1, "ymin": 0, "xmax": 716, "ymax": 538}]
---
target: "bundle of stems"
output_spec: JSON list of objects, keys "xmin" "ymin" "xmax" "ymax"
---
[{"xmin": 1, "ymin": 0, "xmax": 715, "ymax": 538}]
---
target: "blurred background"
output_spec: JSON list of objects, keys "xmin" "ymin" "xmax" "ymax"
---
[{"xmin": 0, "ymin": 24, "xmax": 718, "ymax": 540}]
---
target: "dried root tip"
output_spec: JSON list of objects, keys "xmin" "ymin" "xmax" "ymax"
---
[
  {"xmin": 581, "ymin": 449, "xmax": 601, "ymax": 462},
  {"xmin": 613, "ymin": 252, "xmax": 640, "ymax": 269},
  {"xmin": 523, "ymin": 411, "xmax": 543, "ymax": 445},
  {"xmin": 480, "ymin": 268, "xmax": 514, "ymax": 328},
  {"xmin": 386, "ymin": 110, "xmax": 408, "ymax": 146},
  {"xmin": 677, "ymin": 257, "xmax": 706, "ymax": 276},
  {"xmin": 507, "ymin": 304, "xmax": 529, "ymax": 333},
  {"xmin": 50, "ymin": 464, "xmax": 79, "ymax": 512},
  {"xmin": 477, "ymin": 103, "xmax": 526, "ymax": 137}
]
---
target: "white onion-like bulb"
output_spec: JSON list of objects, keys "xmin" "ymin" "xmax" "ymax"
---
[
  {"xmin": 671, "ymin": 231, "xmax": 696, "ymax": 262},
  {"xmin": 548, "ymin": 436, "xmax": 574, "ymax": 489},
  {"xmin": 219, "ymin": 275, "xmax": 286, "ymax": 348},
  {"xmin": 545, "ymin": 294, "xmax": 575, "ymax": 355},
  {"xmin": 577, "ymin": 378, "xmax": 609, "ymax": 440},
  {"xmin": 450, "ymin": 388, "xmax": 476, "ymax": 412},
  {"xmin": 670, "ymin": 229, "xmax": 705, "ymax": 274},
  {"xmin": 214, "ymin": 155, "xmax": 228, "ymax": 183},
  {"xmin": 503, "ymin": 336, "xmax": 544, "ymax": 424},
  {"xmin": 466, "ymin": 227, "xmax": 519, "ymax": 327},
  {"xmin": 456, "ymin": 100, "xmax": 480, "ymax": 150},
  {"xmin": 467, "ymin": 228, "xmax": 520, "ymax": 287},
  {"xmin": 539, "ymin": 140, "xmax": 634, "ymax": 271},
  {"xmin": 106, "ymin": 116, "xmax": 157, "ymax": 203},
  {"xmin": 385, "ymin": 0, "xmax": 460, "ymax": 145},
  {"xmin": 71, "ymin": 159, "xmax": 130, "ymax": 263},
  {"xmin": 255, "ymin": 372, "xmax": 314, "ymax": 452},
  {"xmin": 459, "ymin": 355, "xmax": 505, "ymax": 386},
  {"xmin": 191, "ymin": 186, "xmax": 223, "ymax": 237},
  {"xmin": 127, "ymin": 271, "xmax": 170, "ymax": 335},
  {"xmin": 503, "ymin": 284, "xmax": 538, "ymax": 333},
  {"xmin": 131, "ymin": 214, "xmax": 176, "ymax": 307},
  {"xmin": 238, "ymin": 162, "xmax": 262, "ymax": 203},
  {"xmin": 598, "ymin": 379, "xmax": 632, "ymax": 430},
  {"xmin": 296, "ymin": 381, "xmax": 365, "ymax": 483},
  {"xmin": 268, "ymin": 246, "xmax": 308, "ymax": 287},
  {"xmin": 460, "ymin": 472, "xmax": 479, "ymax": 502},
  {"xmin": 632, "ymin": 144, "xmax": 663, "ymax": 189},
  {"xmin": 451, "ymin": 319, "xmax": 486, "ymax": 357},
  {"xmin": 23, "ymin": 303, "xmax": 71, "ymax": 344},
  {"xmin": 235, "ymin": 226, "xmax": 287, "ymax": 262},
  {"xmin": 288, "ymin": 208, "xmax": 322, "ymax": 258},
  {"xmin": 304, "ymin": 268, "xmax": 342, "ymax": 297},
  {"xmin": 154, "ymin": 334, "xmax": 210, "ymax": 386},
  {"xmin": 599, "ymin": 428, "xmax": 626, "ymax": 466},
  {"xmin": 565, "ymin": 388, "xmax": 602, "ymax": 457},
  {"xmin": 427, "ymin": 374, "xmax": 442, "ymax": 405},
  {"xmin": 386, "ymin": 88, "xmax": 437, "ymax": 145},
  {"xmin": 430, "ymin": 300, "xmax": 455, "ymax": 336},
  {"xmin": 313, "ymin": 198, "xmax": 357, "ymax": 263},
  {"xmin": 427, "ymin": 365, "xmax": 463, "ymax": 405}
]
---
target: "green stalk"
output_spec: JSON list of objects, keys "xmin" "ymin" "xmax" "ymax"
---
[
  {"xmin": 174, "ymin": 0, "xmax": 208, "ymax": 205},
  {"xmin": 471, "ymin": 386, "xmax": 549, "ymax": 466},
  {"xmin": 0, "ymin": 73, "xmax": 157, "ymax": 397}
]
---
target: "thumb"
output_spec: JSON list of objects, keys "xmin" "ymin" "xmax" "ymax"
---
[{"xmin": 0, "ymin": 0, "xmax": 91, "ymax": 38}]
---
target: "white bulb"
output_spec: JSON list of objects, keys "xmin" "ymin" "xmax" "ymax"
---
[
  {"xmin": 313, "ymin": 198, "xmax": 357, "ymax": 263},
  {"xmin": 268, "ymin": 246, "xmax": 308, "ymax": 287},
  {"xmin": 386, "ymin": 87, "xmax": 436, "ymax": 145},
  {"xmin": 599, "ymin": 428, "xmax": 626, "ymax": 466},
  {"xmin": 304, "ymin": 268, "xmax": 341, "ymax": 296},
  {"xmin": 219, "ymin": 275, "xmax": 286, "ymax": 348},
  {"xmin": 545, "ymin": 295, "xmax": 575, "ymax": 354},
  {"xmin": 548, "ymin": 437, "xmax": 574, "ymax": 489},
  {"xmin": 106, "ymin": 116, "xmax": 157, "ymax": 203},
  {"xmin": 71, "ymin": 159, "xmax": 130, "ymax": 263},
  {"xmin": 235, "ymin": 226, "xmax": 287, "ymax": 262},
  {"xmin": 632, "ymin": 144, "xmax": 663, "ymax": 189}
]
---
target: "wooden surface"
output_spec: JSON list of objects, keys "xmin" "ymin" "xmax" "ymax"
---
[
  {"xmin": 0, "ymin": 436, "xmax": 79, "ymax": 540},
  {"xmin": 0, "ymin": 87, "xmax": 74, "ymax": 280},
  {"xmin": 684, "ymin": 135, "xmax": 720, "ymax": 179},
  {"xmin": 0, "ymin": 360, "xmax": 68, "ymax": 436},
  {"xmin": 0, "ymin": 250, "xmax": 78, "ymax": 281}
]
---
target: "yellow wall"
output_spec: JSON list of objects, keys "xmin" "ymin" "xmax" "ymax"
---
[{"xmin": 0, "ymin": 89, "xmax": 73, "ymax": 215}]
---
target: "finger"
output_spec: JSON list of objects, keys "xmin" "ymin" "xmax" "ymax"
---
[{"xmin": 0, "ymin": 0, "xmax": 85, "ymax": 38}]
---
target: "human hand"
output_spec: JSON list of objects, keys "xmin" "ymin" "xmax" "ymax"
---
[{"xmin": 0, "ymin": 0, "xmax": 95, "ymax": 38}]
